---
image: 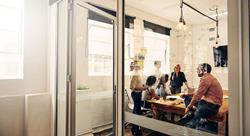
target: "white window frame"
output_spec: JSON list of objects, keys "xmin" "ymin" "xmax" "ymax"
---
[
  {"xmin": 87, "ymin": 19, "xmax": 113, "ymax": 76},
  {"xmin": 124, "ymin": 28, "xmax": 134, "ymax": 75},
  {"xmin": 143, "ymin": 30, "xmax": 170, "ymax": 76}
]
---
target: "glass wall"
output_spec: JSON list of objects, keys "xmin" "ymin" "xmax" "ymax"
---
[
  {"xmin": 124, "ymin": 0, "xmax": 229, "ymax": 135},
  {"xmin": 55, "ymin": 1, "xmax": 116, "ymax": 136},
  {"xmin": 74, "ymin": 3, "xmax": 115, "ymax": 136},
  {"xmin": 53, "ymin": 0, "xmax": 233, "ymax": 135}
]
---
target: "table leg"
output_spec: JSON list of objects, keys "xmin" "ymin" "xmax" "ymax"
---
[
  {"xmin": 171, "ymin": 113, "xmax": 175, "ymax": 122},
  {"xmin": 151, "ymin": 104, "xmax": 159, "ymax": 119}
]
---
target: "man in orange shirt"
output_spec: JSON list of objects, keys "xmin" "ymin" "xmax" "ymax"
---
[{"xmin": 178, "ymin": 63, "xmax": 223, "ymax": 129}]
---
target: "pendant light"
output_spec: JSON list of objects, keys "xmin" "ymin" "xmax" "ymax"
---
[
  {"xmin": 176, "ymin": 0, "xmax": 187, "ymax": 30},
  {"xmin": 176, "ymin": 0, "xmax": 220, "ymax": 45}
]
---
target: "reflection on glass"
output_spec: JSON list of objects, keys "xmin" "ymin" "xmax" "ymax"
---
[{"xmin": 74, "ymin": 7, "xmax": 114, "ymax": 136}]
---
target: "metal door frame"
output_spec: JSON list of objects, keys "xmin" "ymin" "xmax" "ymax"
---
[{"xmin": 67, "ymin": 0, "xmax": 117, "ymax": 135}]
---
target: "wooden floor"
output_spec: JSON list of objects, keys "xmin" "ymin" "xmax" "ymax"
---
[{"xmin": 93, "ymin": 125, "xmax": 169, "ymax": 136}]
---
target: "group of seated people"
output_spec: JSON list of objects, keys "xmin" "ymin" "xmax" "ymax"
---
[{"xmin": 129, "ymin": 61, "xmax": 224, "ymax": 136}]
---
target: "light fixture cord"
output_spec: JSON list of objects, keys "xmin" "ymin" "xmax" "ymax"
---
[
  {"xmin": 180, "ymin": 0, "xmax": 183, "ymax": 22},
  {"xmin": 216, "ymin": 8, "xmax": 219, "ymax": 38}
]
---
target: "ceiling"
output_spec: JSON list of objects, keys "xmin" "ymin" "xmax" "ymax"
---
[{"xmin": 125, "ymin": 0, "xmax": 227, "ymax": 25}]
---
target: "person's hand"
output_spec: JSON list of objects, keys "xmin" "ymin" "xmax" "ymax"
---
[
  {"xmin": 185, "ymin": 107, "xmax": 189, "ymax": 114},
  {"xmin": 180, "ymin": 93, "xmax": 188, "ymax": 98},
  {"xmin": 187, "ymin": 86, "xmax": 195, "ymax": 92},
  {"xmin": 155, "ymin": 95, "xmax": 160, "ymax": 100},
  {"xmin": 185, "ymin": 105, "xmax": 192, "ymax": 114},
  {"xmin": 142, "ymin": 84, "xmax": 148, "ymax": 89}
]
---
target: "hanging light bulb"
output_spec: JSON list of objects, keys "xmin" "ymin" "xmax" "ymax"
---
[
  {"xmin": 177, "ymin": 17, "xmax": 184, "ymax": 30},
  {"xmin": 182, "ymin": 19, "xmax": 187, "ymax": 30},
  {"xmin": 176, "ymin": 0, "xmax": 187, "ymax": 31},
  {"xmin": 215, "ymin": 34, "xmax": 220, "ymax": 46}
]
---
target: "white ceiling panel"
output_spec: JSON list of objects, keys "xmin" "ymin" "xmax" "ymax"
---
[{"xmin": 125, "ymin": 0, "xmax": 227, "ymax": 24}]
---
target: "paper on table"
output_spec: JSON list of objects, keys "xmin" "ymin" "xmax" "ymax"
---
[
  {"xmin": 223, "ymin": 95, "xmax": 229, "ymax": 99},
  {"xmin": 166, "ymin": 95, "xmax": 184, "ymax": 100}
]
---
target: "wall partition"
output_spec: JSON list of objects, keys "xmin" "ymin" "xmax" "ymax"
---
[
  {"xmin": 122, "ymin": 0, "xmax": 240, "ymax": 136},
  {"xmin": 52, "ymin": 0, "xmax": 118, "ymax": 136},
  {"xmin": 49, "ymin": 0, "xmax": 249, "ymax": 135}
]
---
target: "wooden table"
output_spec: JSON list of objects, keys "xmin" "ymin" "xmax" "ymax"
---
[{"xmin": 147, "ymin": 94, "xmax": 228, "ymax": 136}]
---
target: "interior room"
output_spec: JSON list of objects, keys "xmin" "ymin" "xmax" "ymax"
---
[
  {"xmin": 70, "ymin": 0, "xmax": 229, "ymax": 135},
  {"xmin": 0, "ymin": 0, "xmax": 249, "ymax": 136}
]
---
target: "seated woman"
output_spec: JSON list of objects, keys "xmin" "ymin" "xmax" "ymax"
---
[
  {"xmin": 145, "ymin": 76, "xmax": 160, "ymax": 101},
  {"xmin": 156, "ymin": 74, "xmax": 169, "ymax": 98}
]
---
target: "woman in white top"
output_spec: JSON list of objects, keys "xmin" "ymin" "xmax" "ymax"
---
[{"xmin": 151, "ymin": 61, "xmax": 162, "ymax": 80}]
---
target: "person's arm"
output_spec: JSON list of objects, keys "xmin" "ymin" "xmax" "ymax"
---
[
  {"xmin": 180, "ymin": 92, "xmax": 194, "ymax": 98},
  {"xmin": 147, "ymin": 88, "xmax": 159, "ymax": 100},
  {"xmin": 182, "ymin": 72, "xmax": 193, "ymax": 91},
  {"xmin": 184, "ymin": 82, "xmax": 194, "ymax": 91},
  {"xmin": 134, "ymin": 84, "xmax": 148, "ymax": 91},
  {"xmin": 170, "ymin": 72, "xmax": 173, "ymax": 82},
  {"xmin": 186, "ymin": 78, "xmax": 210, "ymax": 110},
  {"xmin": 151, "ymin": 88, "xmax": 160, "ymax": 100},
  {"xmin": 169, "ymin": 72, "xmax": 173, "ymax": 87}
]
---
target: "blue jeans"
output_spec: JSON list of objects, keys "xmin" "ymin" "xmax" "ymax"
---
[
  {"xmin": 184, "ymin": 96, "xmax": 220, "ymax": 129},
  {"xmin": 131, "ymin": 91, "xmax": 142, "ymax": 135}
]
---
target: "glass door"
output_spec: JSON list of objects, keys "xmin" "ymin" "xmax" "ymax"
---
[
  {"xmin": 56, "ymin": 1, "xmax": 116, "ymax": 136},
  {"xmin": 72, "ymin": 1, "xmax": 116, "ymax": 136}
]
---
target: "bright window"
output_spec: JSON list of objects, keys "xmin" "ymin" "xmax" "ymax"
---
[
  {"xmin": 125, "ymin": 29, "xmax": 134, "ymax": 75},
  {"xmin": 88, "ymin": 19, "xmax": 134, "ymax": 76},
  {"xmin": 88, "ymin": 20, "xmax": 113, "ymax": 76},
  {"xmin": 143, "ymin": 30, "xmax": 170, "ymax": 76},
  {"xmin": 0, "ymin": 0, "xmax": 23, "ymax": 79}
]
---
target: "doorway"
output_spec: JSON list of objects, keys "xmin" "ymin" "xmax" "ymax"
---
[{"xmin": 54, "ymin": 1, "xmax": 117, "ymax": 136}]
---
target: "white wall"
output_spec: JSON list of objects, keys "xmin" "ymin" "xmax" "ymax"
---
[
  {"xmin": 25, "ymin": 93, "xmax": 51, "ymax": 136},
  {"xmin": 169, "ymin": 17, "xmax": 228, "ymax": 90},
  {"xmin": 0, "ymin": 95, "xmax": 25, "ymax": 136},
  {"xmin": 191, "ymin": 17, "xmax": 228, "ymax": 89},
  {"xmin": 169, "ymin": 28, "xmax": 193, "ymax": 88}
]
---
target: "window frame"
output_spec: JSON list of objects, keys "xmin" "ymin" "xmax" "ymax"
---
[
  {"xmin": 87, "ymin": 19, "xmax": 114, "ymax": 76},
  {"xmin": 143, "ymin": 30, "xmax": 170, "ymax": 76}
]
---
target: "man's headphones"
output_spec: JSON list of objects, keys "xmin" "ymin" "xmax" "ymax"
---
[
  {"xmin": 200, "ymin": 63, "xmax": 210, "ymax": 74},
  {"xmin": 198, "ymin": 65, "xmax": 203, "ymax": 74}
]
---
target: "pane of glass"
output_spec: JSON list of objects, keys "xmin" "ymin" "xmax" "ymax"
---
[
  {"xmin": 124, "ymin": 29, "xmax": 134, "ymax": 75},
  {"xmin": 0, "ymin": 30, "xmax": 20, "ymax": 53},
  {"xmin": 0, "ymin": 0, "xmax": 23, "ymax": 8},
  {"xmin": 143, "ymin": 31, "xmax": 169, "ymax": 75},
  {"xmin": 0, "ymin": 6, "xmax": 22, "ymax": 30},
  {"xmin": 0, "ymin": 2, "xmax": 23, "ymax": 79},
  {"xmin": 124, "ymin": 1, "xmax": 228, "ymax": 135},
  {"xmin": 0, "ymin": 54, "xmax": 22, "ymax": 79},
  {"xmin": 74, "ymin": 5, "xmax": 114, "ymax": 135},
  {"xmin": 88, "ymin": 19, "xmax": 113, "ymax": 76}
]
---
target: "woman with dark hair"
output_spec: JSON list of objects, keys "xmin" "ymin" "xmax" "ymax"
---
[
  {"xmin": 156, "ymin": 74, "xmax": 169, "ymax": 98},
  {"xmin": 145, "ymin": 76, "xmax": 160, "ymax": 100}
]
